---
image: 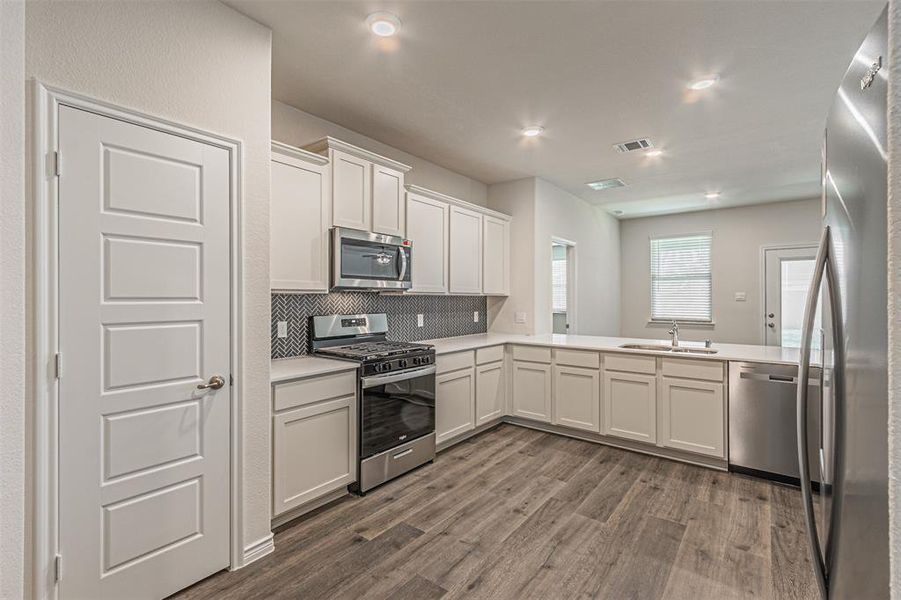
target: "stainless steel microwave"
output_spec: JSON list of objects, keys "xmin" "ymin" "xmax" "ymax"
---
[{"xmin": 331, "ymin": 227, "xmax": 412, "ymax": 291}]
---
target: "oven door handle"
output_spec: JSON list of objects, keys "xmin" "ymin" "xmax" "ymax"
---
[{"xmin": 361, "ymin": 365, "xmax": 436, "ymax": 389}]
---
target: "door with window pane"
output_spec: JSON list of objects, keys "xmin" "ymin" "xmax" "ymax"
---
[
  {"xmin": 763, "ymin": 246, "xmax": 818, "ymax": 346},
  {"xmin": 650, "ymin": 234, "xmax": 712, "ymax": 322}
]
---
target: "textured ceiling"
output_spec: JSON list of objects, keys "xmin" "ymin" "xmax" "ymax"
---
[{"xmin": 228, "ymin": 0, "xmax": 885, "ymax": 217}]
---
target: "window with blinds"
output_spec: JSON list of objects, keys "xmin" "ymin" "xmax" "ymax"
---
[
  {"xmin": 552, "ymin": 247, "xmax": 567, "ymax": 312},
  {"xmin": 650, "ymin": 233, "xmax": 712, "ymax": 322}
]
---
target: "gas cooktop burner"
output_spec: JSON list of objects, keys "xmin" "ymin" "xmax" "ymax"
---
[{"xmin": 316, "ymin": 340, "xmax": 432, "ymax": 362}]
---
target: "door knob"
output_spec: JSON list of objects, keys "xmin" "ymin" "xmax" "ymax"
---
[{"xmin": 197, "ymin": 375, "xmax": 226, "ymax": 390}]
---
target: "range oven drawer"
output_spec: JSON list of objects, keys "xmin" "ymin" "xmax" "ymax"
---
[{"xmin": 359, "ymin": 433, "xmax": 435, "ymax": 493}]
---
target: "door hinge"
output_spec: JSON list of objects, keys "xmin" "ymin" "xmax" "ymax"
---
[
  {"xmin": 54, "ymin": 353, "xmax": 62, "ymax": 379},
  {"xmin": 50, "ymin": 151, "xmax": 60, "ymax": 177},
  {"xmin": 229, "ymin": 374, "xmax": 234, "ymax": 387},
  {"xmin": 54, "ymin": 554, "xmax": 62, "ymax": 582}
]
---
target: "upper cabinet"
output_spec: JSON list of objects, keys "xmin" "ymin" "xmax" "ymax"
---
[
  {"xmin": 405, "ymin": 185, "xmax": 511, "ymax": 297},
  {"xmin": 270, "ymin": 142, "xmax": 331, "ymax": 292},
  {"xmin": 304, "ymin": 137, "xmax": 411, "ymax": 237}
]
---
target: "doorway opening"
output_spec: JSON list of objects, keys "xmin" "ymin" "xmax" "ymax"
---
[
  {"xmin": 763, "ymin": 245, "xmax": 819, "ymax": 346},
  {"xmin": 552, "ymin": 239, "xmax": 576, "ymax": 334}
]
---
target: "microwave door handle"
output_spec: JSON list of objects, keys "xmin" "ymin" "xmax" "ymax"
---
[{"xmin": 398, "ymin": 247, "xmax": 408, "ymax": 281}]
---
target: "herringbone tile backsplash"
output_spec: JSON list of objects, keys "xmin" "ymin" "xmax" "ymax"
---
[{"xmin": 271, "ymin": 292, "xmax": 488, "ymax": 358}]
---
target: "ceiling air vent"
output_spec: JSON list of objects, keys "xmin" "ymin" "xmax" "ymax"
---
[
  {"xmin": 613, "ymin": 138, "xmax": 653, "ymax": 153},
  {"xmin": 586, "ymin": 178, "xmax": 626, "ymax": 191}
]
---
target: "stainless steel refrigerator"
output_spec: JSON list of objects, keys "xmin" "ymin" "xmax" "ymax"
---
[{"xmin": 797, "ymin": 6, "xmax": 889, "ymax": 598}]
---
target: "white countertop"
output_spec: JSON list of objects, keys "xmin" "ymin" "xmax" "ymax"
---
[
  {"xmin": 271, "ymin": 356, "xmax": 358, "ymax": 383},
  {"xmin": 422, "ymin": 333, "xmax": 812, "ymax": 366}
]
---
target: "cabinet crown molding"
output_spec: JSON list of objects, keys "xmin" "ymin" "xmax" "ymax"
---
[
  {"xmin": 303, "ymin": 136, "xmax": 412, "ymax": 173},
  {"xmin": 271, "ymin": 140, "xmax": 330, "ymax": 166},
  {"xmin": 405, "ymin": 184, "xmax": 512, "ymax": 221}
]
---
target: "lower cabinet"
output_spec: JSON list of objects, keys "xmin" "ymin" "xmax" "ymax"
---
[
  {"xmin": 552, "ymin": 365, "xmax": 601, "ymax": 433},
  {"xmin": 512, "ymin": 361, "xmax": 552, "ymax": 423},
  {"xmin": 603, "ymin": 371, "xmax": 657, "ymax": 443},
  {"xmin": 272, "ymin": 394, "xmax": 356, "ymax": 516},
  {"xmin": 436, "ymin": 367, "xmax": 476, "ymax": 444},
  {"xmin": 658, "ymin": 377, "xmax": 725, "ymax": 457},
  {"xmin": 475, "ymin": 361, "xmax": 505, "ymax": 425}
]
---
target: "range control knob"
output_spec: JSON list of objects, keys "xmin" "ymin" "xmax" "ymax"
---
[{"xmin": 399, "ymin": 359, "xmax": 408, "ymax": 368}]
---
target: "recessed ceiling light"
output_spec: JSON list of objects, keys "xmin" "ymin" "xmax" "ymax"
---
[
  {"xmin": 689, "ymin": 75, "xmax": 719, "ymax": 90},
  {"xmin": 521, "ymin": 126, "xmax": 544, "ymax": 137},
  {"xmin": 366, "ymin": 12, "xmax": 401, "ymax": 37},
  {"xmin": 645, "ymin": 149, "xmax": 664, "ymax": 157},
  {"xmin": 705, "ymin": 191, "xmax": 721, "ymax": 199}
]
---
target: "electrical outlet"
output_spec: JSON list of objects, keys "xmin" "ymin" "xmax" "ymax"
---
[
  {"xmin": 734, "ymin": 292, "xmax": 747, "ymax": 302},
  {"xmin": 514, "ymin": 312, "xmax": 527, "ymax": 324},
  {"xmin": 277, "ymin": 321, "xmax": 288, "ymax": 338},
  {"xmin": 417, "ymin": 314, "xmax": 424, "ymax": 327},
  {"xmin": 473, "ymin": 311, "xmax": 480, "ymax": 323}
]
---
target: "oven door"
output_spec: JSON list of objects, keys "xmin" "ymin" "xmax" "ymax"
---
[
  {"xmin": 332, "ymin": 227, "xmax": 412, "ymax": 290},
  {"xmin": 360, "ymin": 365, "xmax": 435, "ymax": 459}
]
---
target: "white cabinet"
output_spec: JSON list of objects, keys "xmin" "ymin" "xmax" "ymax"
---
[
  {"xmin": 270, "ymin": 142, "xmax": 330, "ymax": 292},
  {"xmin": 436, "ymin": 367, "xmax": 476, "ymax": 444},
  {"xmin": 449, "ymin": 206, "xmax": 483, "ymax": 294},
  {"xmin": 476, "ymin": 361, "xmax": 505, "ymax": 425},
  {"xmin": 658, "ymin": 377, "xmax": 725, "ymax": 457},
  {"xmin": 603, "ymin": 371, "xmax": 657, "ymax": 443},
  {"xmin": 512, "ymin": 361, "xmax": 552, "ymax": 422},
  {"xmin": 553, "ymin": 366, "xmax": 601, "ymax": 433},
  {"xmin": 482, "ymin": 215, "xmax": 510, "ymax": 296},
  {"xmin": 371, "ymin": 164, "xmax": 406, "ymax": 237},
  {"xmin": 304, "ymin": 137, "xmax": 411, "ymax": 235},
  {"xmin": 272, "ymin": 393, "xmax": 356, "ymax": 516},
  {"xmin": 406, "ymin": 191, "xmax": 449, "ymax": 293}
]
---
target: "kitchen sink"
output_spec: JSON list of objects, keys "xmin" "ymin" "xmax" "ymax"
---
[{"xmin": 618, "ymin": 343, "xmax": 675, "ymax": 351}]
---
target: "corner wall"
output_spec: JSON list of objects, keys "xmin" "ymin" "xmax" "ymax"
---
[
  {"xmin": 619, "ymin": 198, "xmax": 821, "ymax": 344},
  {"xmin": 23, "ymin": 0, "xmax": 273, "ymax": 582}
]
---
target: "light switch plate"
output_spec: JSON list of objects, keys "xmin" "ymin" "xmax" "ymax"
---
[
  {"xmin": 417, "ymin": 314, "xmax": 424, "ymax": 327},
  {"xmin": 514, "ymin": 312, "xmax": 527, "ymax": 324},
  {"xmin": 277, "ymin": 321, "xmax": 288, "ymax": 338},
  {"xmin": 734, "ymin": 292, "xmax": 747, "ymax": 302},
  {"xmin": 473, "ymin": 311, "xmax": 480, "ymax": 323}
]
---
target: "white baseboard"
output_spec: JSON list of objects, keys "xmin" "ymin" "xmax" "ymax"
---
[{"xmin": 240, "ymin": 533, "xmax": 275, "ymax": 567}]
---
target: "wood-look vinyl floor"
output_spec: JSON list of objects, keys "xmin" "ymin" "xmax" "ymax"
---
[{"xmin": 171, "ymin": 424, "xmax": 818, "ymax": 600}]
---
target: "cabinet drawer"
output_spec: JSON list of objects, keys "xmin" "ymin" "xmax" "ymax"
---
[
  {"xmin": 604, "ymin": 353, "xmax": 656, "ymax": 375},
  {"xmin": 512, "ymin": 345, "xmax": 552, "ymax": 364},
  {"xmin": 476, "ymin": 345, "xmax": 505, "ymax": 365},
  {"xmin": 437, "ymin": 350, "xmax": 475, "ymax": 374},
  {"xmin": 661, "ymin": 357, "xmax": 724, "ymax": 382},
  {"xmin": 273, "ymin": 371, "xmax": 357, "ymax": 412},
  {"xmin": 554, "ymin": 349, "xmax": 600, "ymax": 369}
]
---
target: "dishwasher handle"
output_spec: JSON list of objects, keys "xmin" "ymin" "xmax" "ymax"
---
[{"xmin": 739, "ymin": 372, "xmax": 820, "ymax": 386}]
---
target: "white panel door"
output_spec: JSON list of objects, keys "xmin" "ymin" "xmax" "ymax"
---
[
  {"xmin": 449, "ymin": 206, "xmax": 483, "ymax": 294},
  {"xmin": 659, "ymin": 377, "xmax": 725, "ymax": 457},
  {"xmin": 270, "ymin": 148, "xmax": 330, "ymax": 291},
  {"xmin": 603, "ymin": 371, "xmax": 657, "ymax": 443},
  {"xmin": 371, "ymin": 164, "xmax": 405, "ymax": 237},
  {"xmin": 406, "ymin": 193, "xmax": 449, "ymax": 293},
  {"xmin": 553, "ymin": 366, "xmax": 601, "ymax": 433},
  {"xmin": 475, "ymin": 361, "xmax": 505, "ymax": 425},
  {"xmin": 331, "ymin": 148, "xmax": 371, "ymax": 231},
  {"xmin": 436, "ymin": 368, "xmax": 476, "ymax": 444},
  {"xmin": 482, "ymin": 215, "xmax": 509, "ymax": 296},
  {"xmin": 58, "ymin": 106, "xmax": 230, "ymax": 600},
  {"xmin": 512, "ymin": 361, "xmax": 552, "ymax": 422}
]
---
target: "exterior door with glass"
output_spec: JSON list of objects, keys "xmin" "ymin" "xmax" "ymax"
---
[{"xmin": 763, "ymin": 246, "xmax": 818, "ymax": 346}]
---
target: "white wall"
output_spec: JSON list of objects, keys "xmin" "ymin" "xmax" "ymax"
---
[
  {"xmin": 619, "ymin": 198, "xmax": 821, "ymax": 344},
  {"xmin": 887, "ymin": 0, "xmax": 900, "ymax": 593},
  {"xmin": 24, "ymin": 0, "xmax": 273, "ymax": 584},
  {"xmin": 533, "ymin": 179, "xmax": 620, "ymax": 336},
  {"xmin": 272, "ymin": 100, "xmax": 488, "ymax": 206},
  {"xmin": 486, "ymin": 178, "xmax": 536, "ymax": 333},
  {"xmin": 1, "ymin": 1, "xmax": 25, "ymax": 598}
]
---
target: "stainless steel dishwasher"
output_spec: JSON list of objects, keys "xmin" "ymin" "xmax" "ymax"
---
[{"xmin": 728, "ymin": 361, "xmax": 822, "ymax": 484}]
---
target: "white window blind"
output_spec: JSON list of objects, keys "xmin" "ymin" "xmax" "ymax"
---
[
  {"xmin": 650, "ymin": 233, "xmax": 712, "ymax": 321},
  {"xmin": 552, "ymin": 256, "xmax": 567, "ymax": 312}
]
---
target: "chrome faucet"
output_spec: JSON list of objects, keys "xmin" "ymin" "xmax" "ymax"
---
[{"xmin": 668, "ymin": 321, "xmax": 679, "ymax": 347}]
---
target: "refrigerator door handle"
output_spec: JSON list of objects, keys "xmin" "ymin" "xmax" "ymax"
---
[{"xmin": 797, "ymin": 226, "xmax": 830, "ymax": 599}]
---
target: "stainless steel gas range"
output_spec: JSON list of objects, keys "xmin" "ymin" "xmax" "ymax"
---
[{"xmin": 310, "ymin": 313, "xmax": 436, "ymax": 494}]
